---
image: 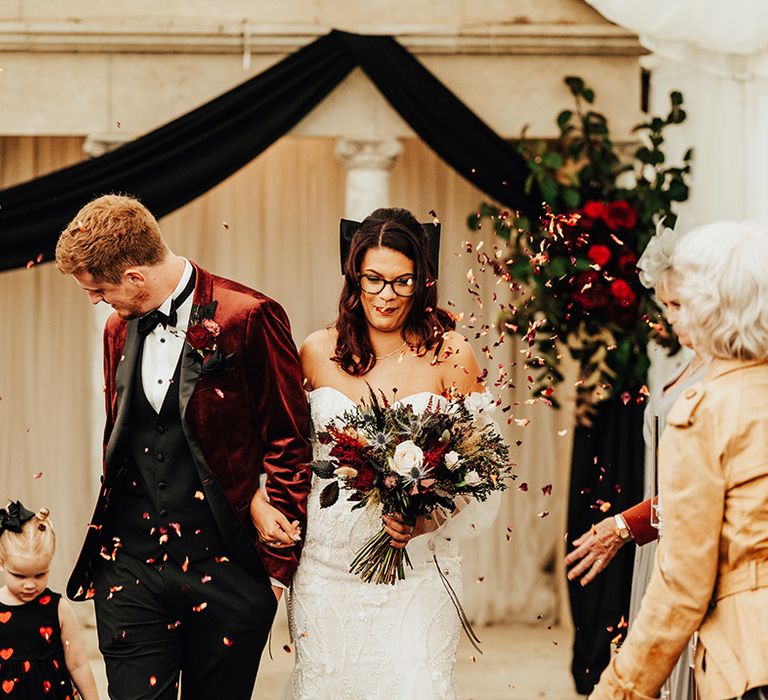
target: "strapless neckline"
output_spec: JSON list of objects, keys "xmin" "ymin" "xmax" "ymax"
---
[{"xmin": 307, "ymin": 385, "xmax": 446, "ymax": 408}]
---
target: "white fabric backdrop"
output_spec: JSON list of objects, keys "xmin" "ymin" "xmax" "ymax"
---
[
  {"xmin": 0, "ymin": 135, "xmax": 575, "ymax": 624},
  {"xmin": 588, "ymin": 0, "xmax": 768, "ymax": 225}
]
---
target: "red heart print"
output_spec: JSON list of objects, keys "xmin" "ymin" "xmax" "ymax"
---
[
  {"xmin": 0, "ymin": 612, "xmax": 10, "ymax": 623},
  {"xmin": 2, "ymin": 680, "xmax": 14, "ymax": 694},
  {"xmin": 0, "ymin": 648, "xmax": 12, "ymax": 660},
  {"xmin": 39, "ymin": 626, "xmax": 53, "ymax": 642},
  {"xmin": 38, "ymin": 595, "xmax": 51, "ymax": 605},
  {"xmin": 43, "ymin": 680, "xmax": 51, "ymax": 692}
]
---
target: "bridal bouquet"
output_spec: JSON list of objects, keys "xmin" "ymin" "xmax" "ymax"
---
[{"xmin": 312, "ymin": 390, "xmax": 514, "ymax": 585}]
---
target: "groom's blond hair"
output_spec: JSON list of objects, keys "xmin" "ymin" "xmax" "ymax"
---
[{"xmin": 56, "ymin": 194, "xmax": 168, "ymax": 283}]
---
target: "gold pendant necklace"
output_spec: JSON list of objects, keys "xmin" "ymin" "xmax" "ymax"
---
[{"xmin": 375, "ymin": 341, "xmax": 408, "ymax": 361}]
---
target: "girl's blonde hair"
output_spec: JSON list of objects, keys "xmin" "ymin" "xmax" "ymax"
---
[{"xmin": 0, "ymin": 506, "xmax": 56, "ymax": 562}]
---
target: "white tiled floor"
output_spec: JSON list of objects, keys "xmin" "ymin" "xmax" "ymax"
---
[{"xmin": 86, "ymin": 608, "xmax": 582, "ymax": 699}]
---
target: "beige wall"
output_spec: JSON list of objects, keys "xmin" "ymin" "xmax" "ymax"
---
[{"xmin": 0, "ymin": 0, "xmax": 644, "ymax": 140}]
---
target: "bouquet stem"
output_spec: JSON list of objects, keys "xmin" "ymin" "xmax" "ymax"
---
[{"xmin": 349, "ymin": 528, "xmax": 413, "ymax": 584}]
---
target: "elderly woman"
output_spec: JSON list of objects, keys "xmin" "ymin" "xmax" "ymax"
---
[
  {"xmin": 567, "ymin": 221, "xmax": 709, "ymax": 698},
  {"xmin": 590, "ymin": 220, "xmax": 768, "ymax": 700}
]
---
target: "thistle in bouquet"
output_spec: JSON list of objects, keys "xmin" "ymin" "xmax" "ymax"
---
[{"xmin": 311, "ymin": 388, "xmax": 514, "ymax": 585}]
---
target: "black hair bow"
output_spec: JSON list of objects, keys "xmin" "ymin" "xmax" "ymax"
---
[{"xmin": 0, "ymin": 500, "xmax": 35, "ymax": 534}]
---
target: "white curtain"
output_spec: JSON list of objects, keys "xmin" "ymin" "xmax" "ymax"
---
[
  {"xmin": 0, "ymin": 137, "xmax": 94, "ymax": 594},
  {"xmin": 587, "ymin": 0, "xmax": 768, "ymax": 225},
  {"xmin": 1, "ymin": 135, "xmax": 575, "ymax": 624}
]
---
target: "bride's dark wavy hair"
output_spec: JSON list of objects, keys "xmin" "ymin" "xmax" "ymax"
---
[{"xmin": 333, "ymin": 207, "xmax": 455, "ymax": 376}]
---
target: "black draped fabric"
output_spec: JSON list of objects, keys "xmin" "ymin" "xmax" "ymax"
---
[
  {"xmin": 0, "ymin": 29, "xmax": 537, "ymax": 272},
  {"xmin": 566, "ymin": 395, "xmax": 645, "ymax": 695}
]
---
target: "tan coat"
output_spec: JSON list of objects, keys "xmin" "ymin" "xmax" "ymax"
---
[{"xmin": 590, "ymin": 359, "xmax": 768, "ymax": 700}]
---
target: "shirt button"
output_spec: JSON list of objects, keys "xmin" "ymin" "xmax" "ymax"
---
[
  {"xmin": 156, "ymin": 425, "xmax": 166, "ymax": 434},
  {"xmin": 158, "ymin": 482, "xmax": 167, "ymax": 490},
  {"xmin": 157, "ymin": 379, "xmax": 163, "ymax": 384},
  {"xmin": 156, "ymin": 452, "xmax": 165, "ymax": 462},
  {"xmin": 160, "ymin": 338, "xmax": 166, "ymax": 344},
  {"xmin": 159, "ymin": 509, "xmax": 168, "ymax": 517}
]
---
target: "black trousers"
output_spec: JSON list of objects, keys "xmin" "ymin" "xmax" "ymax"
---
[{"xmin": 94, "ymin": 552, "xmax": 277, "ymax": 700}]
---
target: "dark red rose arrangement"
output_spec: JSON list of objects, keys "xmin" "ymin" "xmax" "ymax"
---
[
  {"xmin": 186, "ymin": 318, "xmax": 220, "ymax": 356},
  {"xmin": 468, "ymin": 77, "xmax": 691, "ymax": 414},
  {"xmin": 313, "ymin": 390, "xmax": 514, "ymax": 585}
]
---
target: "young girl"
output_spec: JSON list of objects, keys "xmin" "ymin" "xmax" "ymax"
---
[{"xmin": 0, "ymin": 501, "xmax": 99, "ymax": 699}]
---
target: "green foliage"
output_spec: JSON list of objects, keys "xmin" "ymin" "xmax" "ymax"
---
[{"xmin": 468, "ymin": 77, "xmax": 691, "ymax": 409}]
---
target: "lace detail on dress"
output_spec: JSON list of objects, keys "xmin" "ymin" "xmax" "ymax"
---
[{"xmin": 286, "ymin": 389, "xmax": 466, "ymax": 700}]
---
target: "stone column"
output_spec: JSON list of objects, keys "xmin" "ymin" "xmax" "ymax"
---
[{"xmin": 334, "ymin": 138, "xmax": 403, "ymax": 220}]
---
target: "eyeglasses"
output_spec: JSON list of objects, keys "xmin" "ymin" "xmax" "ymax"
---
[{"xmin": 359, "ymin": 274, "xmax": 416, "ymax": 297}]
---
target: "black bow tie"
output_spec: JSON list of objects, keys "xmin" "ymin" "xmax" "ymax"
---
[{"xmin": 137, "ymin": 269, "xmax": 196, "ymax": 338}]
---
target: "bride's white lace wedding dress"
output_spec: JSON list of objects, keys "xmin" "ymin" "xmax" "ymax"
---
[{"xmin": 286, "ymin": 387, "xmax": 500, "ymax": 700}]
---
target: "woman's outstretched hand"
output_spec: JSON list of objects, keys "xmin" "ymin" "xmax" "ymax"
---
[
  {"xmin": 250, "ymin": 488, "xmax": 301, "ymax": 548},
  {"xmin": 565, "ymin": 516, "xmax": 626, "ymax": 586}
]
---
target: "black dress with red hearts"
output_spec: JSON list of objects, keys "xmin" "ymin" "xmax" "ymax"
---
[{"xmin": 0, "ymin": 589, "xmax": 75, "ymax": 699}]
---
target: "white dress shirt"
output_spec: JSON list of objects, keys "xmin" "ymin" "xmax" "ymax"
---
[{"xmin": 140, "ymin": 259, "xmax": 194, "ymax": 412}]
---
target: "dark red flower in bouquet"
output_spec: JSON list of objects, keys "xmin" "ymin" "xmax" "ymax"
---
[
  {"xmin": 610, "ymin": 279, "xmax": 637, "ymax": 307},
  {"xmin": 352, "ymin": 465, "xmax": 377, "ymax": 491},
  {"xmin": 602, "ymin": 201, "xmax": 637, "ymax": 231},
  {"xmin": 617, "ymin": 251, "xmax": 638, "ymax": 278},
  {"xmin": 186, "ymin": 324, "xmax": 215, "ymax": 351},
  {"xmin": 572, "ymin": 271, "xmax": 610, "ymax": 310},
  {"xmin": 587, "ymin": 244, "xmax": 612, "ymax": 267}
]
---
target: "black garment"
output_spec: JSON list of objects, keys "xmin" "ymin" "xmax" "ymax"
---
[
  {"xmin": 737, "ymin": 688, "xmax": 768, "ymax": 700},
  {"xmin": 105, "ymin": 343, "xmax": 227, "ymax": 566},
  {"xmin": 0, "ymin": 589, "xmax": 76, "ymax": 699},
  {"xmin": 94, "ymin": 554, "xmax": 276, "ymax": 700},
  {"xmin": 566, "ymin": 395, "xmax": 645, "ymax": 695},
  {"xmin": 97, "ymin": 338, "xmax": 275, "ymax": 700}
]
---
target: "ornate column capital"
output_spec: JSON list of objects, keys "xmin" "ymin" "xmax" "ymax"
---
[{"xmin": 334, "ymin": 138, "xmax": 403, "ymax": 171}]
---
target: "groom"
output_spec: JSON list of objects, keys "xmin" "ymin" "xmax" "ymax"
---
[{"xmin": 55, "ymin": 194, "xmax": 312, "ymax": 699}]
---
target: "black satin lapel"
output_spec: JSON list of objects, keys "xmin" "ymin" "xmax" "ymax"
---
[
  {"xmin": 178, "ymin": 300, "xmax": 218, "ymax": 423},
  {"xmin": 104, "ymin": 320, "xmax": 141, "ymax": 467}
]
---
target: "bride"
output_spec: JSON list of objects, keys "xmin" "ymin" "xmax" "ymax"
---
[{"xmin": 258, "ymin": 208, "xmax": 500, "ymax": 699}]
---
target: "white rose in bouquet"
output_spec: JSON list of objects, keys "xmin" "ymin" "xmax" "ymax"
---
[
  {"xmin": 392, "ymin": 440, "xmax": 424, "ymax": 476},
  {"xmin": 444, "ymin": 450, "xmax": 461, "ymax": 470},
  {"xmin": 465, "ymin": 470, "xmax": 483, "ymax": 486}
]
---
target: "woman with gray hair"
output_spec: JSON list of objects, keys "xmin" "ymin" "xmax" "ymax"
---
[{"xmin": 590, "ymin": 220, "xmax": 768, "ymax": 700}]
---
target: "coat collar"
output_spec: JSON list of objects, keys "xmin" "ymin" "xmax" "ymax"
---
[{"xmin": 706, "ymin": 357, "xmax": 768, "ymax": 382}]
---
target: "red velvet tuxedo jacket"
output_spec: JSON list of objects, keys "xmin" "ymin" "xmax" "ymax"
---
[{"xmin": 67, "ymin": 263, "xmax": 312, "ymax": 600}]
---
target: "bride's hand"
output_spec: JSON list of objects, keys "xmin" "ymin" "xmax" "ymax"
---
[
  {"xmin": 250, "ymin": 489, "xmax": 302, "ymax": 548},
  {"xmin": 382, "ymin": 514, "xmax": 437, "ymax": 548}
]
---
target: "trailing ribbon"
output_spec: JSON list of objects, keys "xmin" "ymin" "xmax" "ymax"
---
[{"xmin": 433, "ymin": 554, "xmax": 483, "ymax": 654}]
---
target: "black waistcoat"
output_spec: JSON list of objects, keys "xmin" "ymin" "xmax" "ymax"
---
[{"xmin": 106, "ymin": 342, "xmax": 228, "ymax": 566}]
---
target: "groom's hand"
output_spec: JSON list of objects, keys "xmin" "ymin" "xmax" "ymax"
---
[{"xmin": 250, "ymin": 489, "xmax": 302, "ymax": 548}]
